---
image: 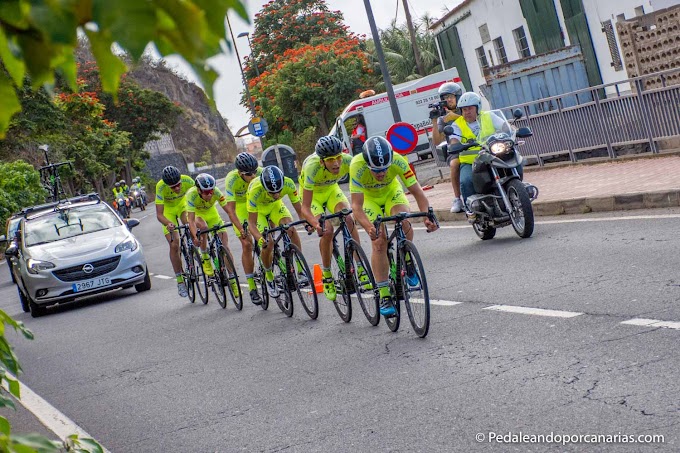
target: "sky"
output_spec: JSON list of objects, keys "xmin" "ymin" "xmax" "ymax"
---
[{"xmin": 163, "ymin": 0, "xmax": 462, "ymax": 134}]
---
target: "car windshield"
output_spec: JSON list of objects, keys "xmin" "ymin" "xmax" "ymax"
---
[
  {"xmin": 477, "ymin": 109, "xmax": 515, "ymax": 143},
  {"xmin": 24, "ymin": 204, "xmax": 122, "ymax": 247}
]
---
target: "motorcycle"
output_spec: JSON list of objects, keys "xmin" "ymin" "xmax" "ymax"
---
[
  {"xmin": 131, "ymin": 188, "xmax": 146, "ymax": 211},
  {"xmin": 113, "ymin": 194, "xmax": 131, "ymax": 219},
  {"xmin": 444, "ymin": 109, "xmax": 538, "ymax": 240}
]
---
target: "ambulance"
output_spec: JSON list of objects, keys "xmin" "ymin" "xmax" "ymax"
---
[{"xmin": 330, "ymin": 67, "xmax": 462, "ymax": 163}]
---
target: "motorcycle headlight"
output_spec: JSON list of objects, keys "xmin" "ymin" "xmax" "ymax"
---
[
  {"xmin": 490, "ymin": 141, "xmax": 512, "ymax": 155},
  {"xmin": 27, "ymin": 258, "xmax": 56, "ymax": 274},
  {"xmin": 133, "ymin": 191, "xmax": 139, "ymax": 196},
  {"xmin": 115, "ymin": 238, "xmax": 138, "ymax": 253}
]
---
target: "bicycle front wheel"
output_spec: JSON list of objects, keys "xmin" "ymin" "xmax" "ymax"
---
[
  {"xmin": 385, "ymin": 254, "xmax": 400, "ymax": 332},
  {"xmin": 348, "ymin": 240, "xmax": 379, "ymax": 326},
  {"xmin": 194, "ymin": 249, "xmax": 209, "ymax": 304},
  {"xmin": 331, "ymin": 247, "xmax": 351, "ymax": 323},
  {"xmin": 180, "ymin": 237, "xmax": 196, "ymax": 303},
  {"xmin": 273, "ymin": 249, "xmax": 293, "ymax": 317},
  {"xmin": 288, "ymin": 244, "xmax": 318, "ymax": 320},
  {"xmin": 211, "ymin": 251, "xmax": 228, "ymax": 309},
  {"xmin": 219, "ymin": 246, "xmax": 243, "ymax": 310},
  {"xmin": 400, "ymin": 241, "xmax": 430, "ymax": 338},
  {"xmin": 254, "ymin": 250, "xmax": 269, "ymax": 311}
]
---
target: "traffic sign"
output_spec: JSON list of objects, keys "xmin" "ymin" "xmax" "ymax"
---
[
  {"xmin": 386, "ymin": 122, "xmax": 418, "ymax": 155},
  {"xmin": 248, "ymin": 117, "xmax": 269, "ymax": 137}
]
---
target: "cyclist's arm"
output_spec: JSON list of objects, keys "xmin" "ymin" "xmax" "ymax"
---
[
  {"xmin": 187, "ymin": 211, "xmax": 198, "ymax": 242},
  {"xmin": 247, "ymin": 211, "xmax": 262, "ymax": 244},
  {"xmin": 406, "ymin": 181, "xmax": 438, "ymax": 232},
  {"xmin": 301, "ymin": 188, "xmax": 317, "ymax": 228},
  {"xmin": 291, "ymin": 200, "xmax": 304, "ymax": 220},
  {"xmin": 224, "ymin": 201, "xmax": 244, "ymax": 235},
  {"xmin": 155, "ymin": 203, "xmax": 174, "ymax": 231},
  {"xmin": 351, "ymin": 191, "xmax": 375, "ymax": 238}
]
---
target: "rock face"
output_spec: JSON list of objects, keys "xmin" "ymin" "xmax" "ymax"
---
[{"xmin": 128, "ymin": 59, "xmax": 237, "ymax": 165}]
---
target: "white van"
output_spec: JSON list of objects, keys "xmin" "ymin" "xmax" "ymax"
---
[{"xmin": 330, "ymin": 68, "xmax": 462, "ymax": 162}]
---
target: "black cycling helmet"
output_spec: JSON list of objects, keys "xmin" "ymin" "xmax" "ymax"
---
[
  {"xmin": 162, "ymin": 166, "xmax": 181, "ymax": 186},
  {"xmin": 362, "ymin": 136, "xmax": 393, "ymax": 171},
  {"xmin": 235, "ymin": 152, "xmax": 258, "ymax": 173},
  {"xmin": 195, "ymin": 173, "xmax": 216, "ymax": 192},
  {"xmin": 315, "ymin": 136, "xmax": 343, "ymax": 159},
  {"xmin": 260, "ymin": 165, "xmax": 285, "ymax": 193}
]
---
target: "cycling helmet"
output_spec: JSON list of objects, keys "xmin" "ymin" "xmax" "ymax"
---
[
  {"xmin": 438, "ymin": 82, "xmax": 462, "ymax": 102},
  {"xmin": 315, "ymin": 136, "xmax": 343, "ymax": 159},
  {"xmin": 133, "ymin": 177, "xmax": 140, "ymax": 183},
  {"xmin": 362, "ymin": 136, "xmax": 393, "ymax": 171},
  {"xmin": 162, "ymin": 166, "xmax": 181, "ymax": 186},
  {"xmin": 114, "ymin": 182, "xmax": 120, "ymax": 188},
  {"xmin": 235, "ymin": 152, "xmax": 258, "ymax": 173},
  {"xmin": 195, "ymin": 173, "xmax": 216, "ymax": 193},
  {"xmin": 457, "ymin": 92, "xmax": 482, "ymax": 113},
  {"xmin": 119, "ymin": 179, "xmax": 126, "ymax": 185},
  {"xmin": 260, "ymin": 165, "xmax": 285, "ymax": 193}
]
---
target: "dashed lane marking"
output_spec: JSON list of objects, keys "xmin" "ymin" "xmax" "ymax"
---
[
  {"xmin": 2, "ymin": 374, "xmax": 109, "ymax": 452},
  {"xmin": 484, "ymin": 304, "xmax": 583, "ymax": 318},
  {"xmin": 153, "ymin": 275, "xmax": 173, "ymax": 280},
  {"xmin": 621, "ymin": 318, "xmax": 680, "ymax": 330},
  {"xmin": 410, "ymin": 299, "xmax": 463, "ymax": 306}
]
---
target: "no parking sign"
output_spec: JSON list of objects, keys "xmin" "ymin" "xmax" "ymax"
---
[{"xmin": 386, "ymin": 122, "xmax": 418, "ymax": 155}]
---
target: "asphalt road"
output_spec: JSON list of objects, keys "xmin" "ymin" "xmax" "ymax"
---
[{"xmin": 1, "ymin": 206, "xmax": 679, "ymax": 452}]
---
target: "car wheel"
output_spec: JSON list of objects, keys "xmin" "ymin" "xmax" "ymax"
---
[
  {"xmin": 28, "ymin": 299, "xmax": 46, "ymax": 318},
  {"xmin": 135, "ymin": 269, "xmax": 151, "ymax": 292},
  {"xmin": 17, "ymin": 285, "xmax": 30, "ymax": 313}
]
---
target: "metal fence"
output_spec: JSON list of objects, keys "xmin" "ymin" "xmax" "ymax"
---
[{"xmin": 434, "ymin": 68, "xmax": 680, "ymax": 167}]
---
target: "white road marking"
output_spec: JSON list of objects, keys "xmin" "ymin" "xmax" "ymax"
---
[
  {"xmin": 621, "ymin": 318, "xmax": 680, "ymax": 330},
  {"xmin": 410, "ymin": 299, "xmax": 463, "ymax": 306},
  {"xmin": 484, "ymin": 304, "xmax": 583, "ymax": 318},
  {"xmin": 153, "ymin": 274, "xmax": 173, "ymax": 280},
  {"xmin": 412, "ymin": 213, "xmax": 680, "ymax": 230},
  {"xmin": 2, "ymin": 374, "xmax": 109, "ymax": 451}
]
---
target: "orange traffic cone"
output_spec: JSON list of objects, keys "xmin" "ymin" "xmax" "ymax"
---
[{"xmin": 313, "ymin": 264, "xmax": 324, "ymax": 294}]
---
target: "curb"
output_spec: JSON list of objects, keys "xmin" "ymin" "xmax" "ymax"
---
[{"xmin": 433, "ymin": 190, "xmax": 680, "ymax": 222}]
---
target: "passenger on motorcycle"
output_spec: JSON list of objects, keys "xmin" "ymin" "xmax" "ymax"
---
[
  {"xmin": 446, "ymin": 92, "xmax": 511, "ymax": 207},
  {"xmin": 350, "ymin": 136, "xmax": 438, "ymax": 317},
  {"xmin": 224, "ymin": 152, "xmax": 263, "ymax": 305},
  {"xmin": 429, "ymin": 82, "xmax": 465, "ymax": 213}
]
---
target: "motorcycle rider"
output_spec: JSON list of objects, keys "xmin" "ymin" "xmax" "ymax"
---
[
  {"xmin": 131, "ymin": 177, "xmax": 147, "ymax": 205},
  {"xmin": 429, "ymin": 82, "xmax": 464, "ymax": 213},
  {"xmin": 446, "ymin": 92, "xmax": 509, "ymax": 207}
]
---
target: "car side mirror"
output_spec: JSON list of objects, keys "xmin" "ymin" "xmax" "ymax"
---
[
  {"xmin": 443, "ymin": 125, "xmax": 454, "ymax": 136},
  {"xmin": 516, "ymin": 127, "xmax": 533, "ymax": 138},
  {"xmin": 512, "ymin": 109, "xmax": 524, "ymax": 119},
  {"xmin": 125, "ymin": 218, "xmax": 140, "ymax": 230},
  {"xmin": 4, "ymin": 245, "xmax": 19, "ymax": 257}
]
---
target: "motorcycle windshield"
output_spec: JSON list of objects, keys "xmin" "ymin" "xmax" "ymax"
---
[{"xmin": 476, "ymin": 110, "xmax": 516, "ymax": 144}]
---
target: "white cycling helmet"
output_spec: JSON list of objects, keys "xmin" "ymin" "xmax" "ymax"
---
[{"xmin": 457, "ymin": 92, "xmax": 482, "ymax": 113}]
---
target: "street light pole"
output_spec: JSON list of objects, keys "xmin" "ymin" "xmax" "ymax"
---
[
  {"xmin": 237, "ymin": 32, "xmax": 260, "ymax": 77},
  {"xmin": 362, "ymin": 0, "xmax": 401, "ymax": 123}
]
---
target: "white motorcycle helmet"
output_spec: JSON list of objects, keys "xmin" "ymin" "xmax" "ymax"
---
[{"xmin": 457, "ymin": 92, "xmax": 482, "ymax": 113}]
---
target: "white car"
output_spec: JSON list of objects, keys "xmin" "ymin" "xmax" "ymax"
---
[{"xmin": 3, "ymin": 194, "xmax": 150, "ymax": 317}]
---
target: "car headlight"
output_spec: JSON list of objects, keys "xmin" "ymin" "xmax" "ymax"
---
[
  {"xmin": 490, "ymin": 141, "xmax": 512, "ymax": 155},
  {"xmin": 115, "ymin": 238, "xmax": 138, "ymax": 253},
  {"xmin": 27, "ymin": 258, "xmax": 55, "ymax": 274}
]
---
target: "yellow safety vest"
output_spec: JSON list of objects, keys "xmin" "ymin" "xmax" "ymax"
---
[{"xmin": 454, "ymin": 111, "xmax": 496, "ymax": 164}]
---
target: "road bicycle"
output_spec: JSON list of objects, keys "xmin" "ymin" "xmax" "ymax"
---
[
  {"xmin": 319, "ymin": 208, "xmax": 379, "ymax": 325},
  {"xmin": 196, "ymin": 223, "xmax": 243, "ymax": 310},
  {"xmin": 176, "ymin": 222, "xmax": 208, "ymax": 304},
  {"xmin": 373, "ymin": 207, "xmax": 439, "ymax": 338},
  {"xmin": 262, "ymin": 219, "xmax": 318, "ymax": 319},
  {"xmin": 38, "ymin": 145, "xmax": 72, "ymax": 202},
  {"xmin": 244, "ymin": 221, "xmax": 270, "ymax": 311}
]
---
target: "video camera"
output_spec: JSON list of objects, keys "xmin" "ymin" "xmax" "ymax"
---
[{"xmin": 428, "ymin": 100, "xmax": 448, "ymax": 119}]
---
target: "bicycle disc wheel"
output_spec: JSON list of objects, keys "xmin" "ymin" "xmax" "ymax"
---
[
  {"xmin": 385, "ymin": 254, "xmax": 400, "ymax": 332},
  {"xmin": 180, "ymin": 238, "xmax": 196, "ymax": 303},
  {"xmin": 273, "ymin": 249, "xmax": 293, "ymax": 317},
  {"xmin": 331, "ymin": 247, "xmax": 351, "ymax": 323},
  {"xmin": 400, "ymin": 241, "xmax": 430, "ymax": 338},
  {"xmin": 348, "ymin": 241, "xmax": 379, "ymax": 326},
  {"xmin": 194, "ymin": 249, "xmax": 209, "ymax": 304},
  {"xmin": 219, "ymin": 246, "xmax": 243, "ymax": 310},
  {"xmin": 288, "ymin": 244, "xmax": 318, "ymax": 320}
]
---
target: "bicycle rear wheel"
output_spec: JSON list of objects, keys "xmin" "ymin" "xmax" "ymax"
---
[
  {"xmin": 219, "ymin": 246, "xmax": 243, "ymax": 310},
  {"xmin": 194, "ymin": 249, "xmax": 209, "ymax": 304},
  {"xmin": 348, "ymin": 240, "xmax": 379, "ymax": 326},
  {"xmin": 273, "ymin": 249, "xmax": 293, "ymax": 317},
  {"xmin": 180, "ymin": 237, "xmax": 196, "ymax": 303},
  {"xmin": 331, "ymin": 247, "xmax": 351, "ymax": 323},
  {"xmin": 400, "ymin": 241, "xmax": 430, "ymax": 338},
  {"xmin": 288, "ymin": 244, "xmax": 318, "ymax": 320}
]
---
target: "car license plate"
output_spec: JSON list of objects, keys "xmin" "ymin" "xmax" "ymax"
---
[{"xmin": 72, "ymin": 277, "xmax": 111, "ymax": 293}]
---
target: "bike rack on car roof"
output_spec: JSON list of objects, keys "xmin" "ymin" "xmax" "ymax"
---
[{"xmin": 19, "ymin": 193, "xmax": 102, "ymax": 219}]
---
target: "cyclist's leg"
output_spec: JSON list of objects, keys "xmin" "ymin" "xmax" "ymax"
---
[
  {"xmin": 272, "ymin": 202, "xmax": 308, "ymax": 282},
  {"xmin": 257, "ymin": 211, "xmax": 274, "ymax": 269},
  {"xmin": 163, "ymin": 204, "xmax": 186, "ymax": 296},
  {"xmin": 194, "ymin": 215, "xmax": 213, "ymax": 276},
  {"xmin": 366, "ymin": 191, "xmax": 396, "ymax": 316},
  {"xmin": 234, "ymin": 203, "xmax": 256, "ymax": 295},
  {"xmin": 386, "ymin": 187, "xmax": 419, "ymax": 286},
  {"xmin": 312, "ymin": 192, "xmax": 334, "ymax": 269}
]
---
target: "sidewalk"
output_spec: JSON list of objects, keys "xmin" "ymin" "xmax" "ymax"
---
[{"xmin": 409, "ymin": 153, "xmax": 680, "ymax": 221}]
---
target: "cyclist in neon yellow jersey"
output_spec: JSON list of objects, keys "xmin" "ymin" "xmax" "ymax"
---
[
  {"xmin": 224, "ymin": 153, "xmax": 263, "ymax": 305},
  {"xmin": 247, "ymin": 165, "xmax": 307, "ymax": 298},
  {"xmin": 299, "ymin": 135, "xmax": 369, "ymax": 301},
  {"xmin": 186, "ymin": 173, "xmax": 240, "ymax": 297},
  {"xmin": 155, "ymin": 166, "xmax": 194, "ymax": 298},
  {"xmin": 350, "ymin": 136, "xmax": 438, "ymax": 317}
]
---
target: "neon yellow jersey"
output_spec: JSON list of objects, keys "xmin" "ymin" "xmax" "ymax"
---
[
  {"xmin": 224, "ymin": 167, "xmax": 263, "ymax": 203},
  {"xmin": 185, "ymin": 186, "xmax": 228, "ymax": 213},
  {"xmin": 155, "ymin": 175, "xmax": 194, "ymax": 207},
  {"xmin": 247, "ymin": 176, "xmax": 301, "ymax": 213},
  {"xmin": 349, "ymin": 153, "xmax": 417, "ymax": 197},
  {"xmin": 299, "ymin": 153, "xmax": 352, "ymax": 191}
]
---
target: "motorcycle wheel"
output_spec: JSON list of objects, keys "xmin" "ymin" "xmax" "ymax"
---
[
  {"xmin": 506, "ymin": 179, "xmax": 534, "ymax": 238},
  {"xmin": 473, "ymin": 222, "xmax": 496, "ymax": 240}
]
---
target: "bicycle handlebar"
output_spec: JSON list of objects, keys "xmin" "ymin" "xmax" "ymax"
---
[
  {"xmin": 263, "ymin": 219, "xmax": 312, "ymax": 237},
  {"xmin": 318, "ymin": 208, "xmax": 353, "ymax": 232},
  {"xmin": 373, "ymin": 207, "xmax": 439, "ymax": 232},
  {"xmin": 197, "ymin": 222, "xmax": 233, "ymax": 237}
]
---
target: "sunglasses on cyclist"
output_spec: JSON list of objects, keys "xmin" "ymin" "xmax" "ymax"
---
[
  {"xmin": 170, "ymin": 182, "xmax": 182, "ymax": 189},
  {"xmin": 201, "ymin": 189, "xmax": 214, "ymax": 195},
  {"xmin": 240, "ymin": 171, "xmax": 255, "ymax": 176},
  {"xmin": 322, "ymin": 154, "xmax": 343, "ymax": 163},
  {"xmin": 370, "ymin": 167, "xmax": 388, "ymax": 174}
]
